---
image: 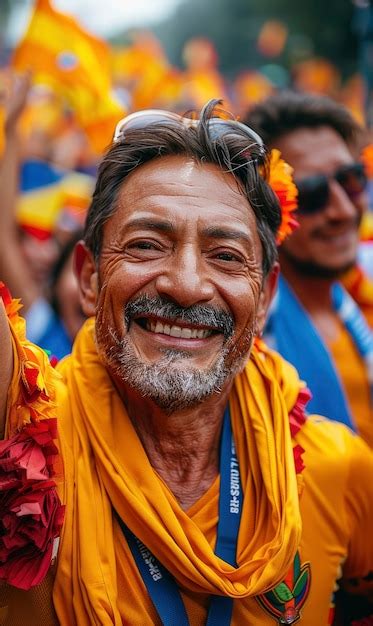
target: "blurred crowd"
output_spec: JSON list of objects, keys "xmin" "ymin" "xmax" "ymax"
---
[
  {"xmin": 0, "ymin": 0, "xmax": 372, "ymax": 364},
  {"xmin": 1, "ymin": 5, "xmax": 373, "ymax": 623}
]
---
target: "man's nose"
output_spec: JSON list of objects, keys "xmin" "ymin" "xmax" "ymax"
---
[
  {"xmin": 154, "ymin": 245, "xmax": 215, "ymax": 307},
  {"xmin": 327, "ymin": 179, "xmax": 359, "ymax": 220}
]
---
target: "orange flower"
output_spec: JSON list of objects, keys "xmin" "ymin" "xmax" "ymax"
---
[
  {"xmin": 361, "ymin": 143, "xmax": 373, "ymax": 179},
  {"xmin": 268, "ymin": 149, "xmax": 299, "ymax": 245},
  {"xmin": 0, "ymin": 282, "xmax": 64, "ymax": 590}
]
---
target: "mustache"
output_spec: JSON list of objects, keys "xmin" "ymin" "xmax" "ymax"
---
[{"xmin": 124, "ymin": 295, "xmax": 234, "ymax": 339}]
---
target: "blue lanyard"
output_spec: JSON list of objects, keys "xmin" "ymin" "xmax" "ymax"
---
[{"xmin": 117, "ymin": 405, "xmax": 243, "ymax": 626}]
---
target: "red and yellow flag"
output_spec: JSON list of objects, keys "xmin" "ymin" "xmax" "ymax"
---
[{"xmin": 12, "ymin": 0, "xmax": 125, "ymax": 154}]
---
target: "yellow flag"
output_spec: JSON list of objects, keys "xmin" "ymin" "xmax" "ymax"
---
[{"xmin": 12, "ymin": 0, "xmax": 125, "ymax": 154}]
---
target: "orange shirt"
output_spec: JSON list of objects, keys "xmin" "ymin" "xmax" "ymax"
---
[
  {"xmin": 112, "ymin": 418, "xmax": 373, "ymax": 625},
  {"xmin": 0, "ymin": 418, "xmax": 373, "ymax": 626},
  {"xmin": 329, "ymin": 323, "xmax": 373, "ymax": 448},
  {"xmin": 342, "ymin": 264, "xmax": 373, "ymax": 329},
  {"xmin": 1, "ymin": 315, "xmax": 373, "ymax": 626},
  {"xmin": 1, "ymin": 418, "xmax": 372, "ymax": 626}
]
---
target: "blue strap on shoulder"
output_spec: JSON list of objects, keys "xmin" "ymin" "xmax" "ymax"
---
[{"xmin": 265, "ymin": 275, "xmax": 356, "ymax": 430}]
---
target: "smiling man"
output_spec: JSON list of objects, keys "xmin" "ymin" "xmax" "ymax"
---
[
  {"xmin": 249, "ymin": 91, "xmax": 373, "ymax": 447},
  {"xmin": 0, "ymin": 100, "xmax": 373, "ymax": 626},
  {"xmin": 89, "ymin": 156, "xmax": 265, "ymax": 423}
]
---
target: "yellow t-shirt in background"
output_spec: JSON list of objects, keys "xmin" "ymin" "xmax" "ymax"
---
[{"xmin": 329, "ymin": 322, "xmax": 373, "ymax": 448}]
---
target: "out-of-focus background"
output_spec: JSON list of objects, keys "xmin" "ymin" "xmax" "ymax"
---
[
  {"xmin": 0, "ymin": 0, "xmax": 372, "ymax": 361},
  {"xmin": 1, "ymin": 0, "xmax": 372, "ymax": 129},
  {"xmin": 2, "ymin": 0, "xmax": 373, "ymax": 169}
]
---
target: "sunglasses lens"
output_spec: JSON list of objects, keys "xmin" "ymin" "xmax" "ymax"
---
[
  {"xmin": 295, "ymin": 162, "xmax": 367, "ymax": 215},
  {"xmin": 296, "ymin": 175, "xmax": 329, "ymax": 215},
  {"xmin": 335, "ymin": 163, "xmax": 367, "ymax": 197}
]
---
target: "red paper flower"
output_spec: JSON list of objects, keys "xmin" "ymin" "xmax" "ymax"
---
[
  {"xmin": 0, "ymin": 285, "xmax": 64, "ymax": 590},
  {"xmin": 288, "ymin": 387, "xmax": 311, "ymax": 475},
  {"xmin": 0, "ymin": 420, "xmax": 64, "ymax": 590},
  {"xmin": 293, "ymin": 444, "xmax": 306, "ymax": 474},
  {"xmin": 289, "ymin": 387, "xmax": 311, "ymax": 438}
]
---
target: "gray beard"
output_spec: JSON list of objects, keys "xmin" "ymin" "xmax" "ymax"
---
[{"xmin": 97, "ymin": 326, "xmax": 252, "ymax": 414}]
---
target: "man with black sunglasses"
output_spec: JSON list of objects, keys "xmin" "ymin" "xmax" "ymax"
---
[{"xmin": 249, "ymin": 91, "xmax": 373, "ymax": 448}]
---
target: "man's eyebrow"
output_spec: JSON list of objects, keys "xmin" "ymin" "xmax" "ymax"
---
[
  {"xmin": 202, "ymin": 226, "xmax": 252, "ymax": 244},
  {"xmin": 119, "ymin": 219, "xmax": 252, "ymax": 243},
  {"xmin": 122, "ymin": 217, "xmax": 175, "ymax": 233}
]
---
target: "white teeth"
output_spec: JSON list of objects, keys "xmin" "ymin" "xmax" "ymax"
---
[
  {"xmin": 196, "ymin": 329, "xmax": 208, "ymax": 339},
  {"xmin": 180, "ymin": 328, "xmax": 192, "ymax": 339},
  {"xmin": 145, "ymin": 320, "xmax": 211, "ymax": 339},
  {"xmin": 170, "ymin": 325, "xmax": 181, "ymax": 337}
]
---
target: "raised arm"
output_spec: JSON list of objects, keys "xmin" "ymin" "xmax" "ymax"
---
[{"xmin": 0, "ymin": 73, "xmax": 39, "ymax": 313}]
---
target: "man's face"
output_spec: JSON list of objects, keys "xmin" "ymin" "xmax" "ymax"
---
[
  {"xmin": 91, "ymin": 155, "xmax": 269, "ymax": 411},
  {"xmin": 275, "ymin": 126, "xmax": 365, "ymax": 277}
]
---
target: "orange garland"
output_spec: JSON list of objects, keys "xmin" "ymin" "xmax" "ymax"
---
[{"xmin": 0, "ymin": 282, "xmax": 64, "ymax": 590}]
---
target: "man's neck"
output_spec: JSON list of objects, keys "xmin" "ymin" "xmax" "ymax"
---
[
  {"xmin": 115, "ymin": 380, "xmax": 232, "ymax": 510},
  {"xmin": 279, "ymin": 254, "xmax": 342, "ymax": 342},
  {"xmin": 280, "ymin": 254, "xmax": 333, "ymax": 310}
]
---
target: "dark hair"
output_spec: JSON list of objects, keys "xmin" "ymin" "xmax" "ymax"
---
[
  {"xmin": 84, "ymin": 99, "xmax": 281, "ymax": 276},
  {"xmin": 247, "ymin": 90, "xmax": 362, "ymax": 149}
]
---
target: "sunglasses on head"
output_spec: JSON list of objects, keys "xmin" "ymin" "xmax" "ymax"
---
[
  {"xmin": 113, "ymin": 107, "xmax": 265, "ymax": 153},
  {"xmin": 295, "ymin": 162, "xmax": 367, "ymax": 216}
]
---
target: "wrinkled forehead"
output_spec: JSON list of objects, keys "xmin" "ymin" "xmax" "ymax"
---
[
  {"xmin": 118, "ymin": 155, "xmax": 244, "ymax": 197},
  {"xmin": 103, "ymin": 155, "xmax": 263, "ymax": 257},
  {"xmin": 114, "ymin": 155, "xmax": 258, "ymax": 229}
]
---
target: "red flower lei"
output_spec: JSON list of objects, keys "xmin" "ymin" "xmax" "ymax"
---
[{"xmin": 0, "ymin": 282, "xmax": 64, "ymax": 590}]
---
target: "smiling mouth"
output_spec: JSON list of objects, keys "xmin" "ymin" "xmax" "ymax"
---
[
  {"xmin": 134, "ymin": 317, "xmax": 216, "ymax": 339},
  {"xmin": 317, "ymin": 230, "xmax": 357, "ymax": 244}
]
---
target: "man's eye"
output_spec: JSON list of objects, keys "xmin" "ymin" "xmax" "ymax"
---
[
  {"xmin": 215, "ymin": 252, "xmax": 240, "ymax": 262},
  {"xmin": 129, "ymin": 241, "xmax": 157, "ymax": 250}
]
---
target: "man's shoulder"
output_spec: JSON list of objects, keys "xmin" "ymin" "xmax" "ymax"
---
[{"xmin": 298, "ymin": 414, "xmax": 373, "ymax": 479}]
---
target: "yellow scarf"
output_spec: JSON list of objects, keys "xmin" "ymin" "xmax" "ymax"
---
[{"xmin": 53, "ymin": 318, "xmax": 302, "ymax": 625}]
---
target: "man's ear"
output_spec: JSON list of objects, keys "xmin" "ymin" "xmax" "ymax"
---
[
  {"xmin": 256, "ymin": 263, "xmax": 279, "ymax": 336},
  {"xmin": 74, "ymin": 241, "xmax": 98, "ymax": 317}
]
